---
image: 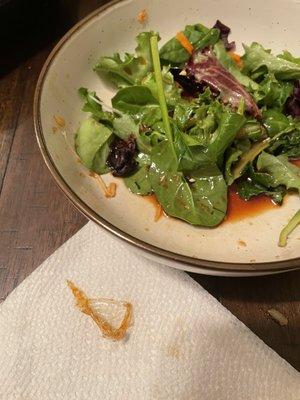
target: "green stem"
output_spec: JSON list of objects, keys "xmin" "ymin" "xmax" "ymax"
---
[
  {"xmin": 279, "ymin": 209, "xmax": 300, "ymax": 247},
  {"xmin": 150, "ymin": 35, "xmax": 176, "ymax": 157}
]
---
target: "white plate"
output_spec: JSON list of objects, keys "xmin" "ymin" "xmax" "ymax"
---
[{"xmin": 34, "ymin": 0, "xmax": 300, "ymax": 276}]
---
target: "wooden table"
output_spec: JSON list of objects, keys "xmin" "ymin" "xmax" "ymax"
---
[{"xmin": 1, "ymin": 0, "xmax": 299, "ymax": 371}]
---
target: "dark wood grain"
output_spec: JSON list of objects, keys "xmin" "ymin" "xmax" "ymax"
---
[{"xmin": 0, "ymin": 0, "xmax": 299, "ymax": 371}]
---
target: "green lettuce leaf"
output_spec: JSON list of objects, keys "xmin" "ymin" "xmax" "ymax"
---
[
  {"xmin": 253, "ymin": 74, "xmax": 293, "ymax": 110},
  {"xmin": 78, "ymin": 87, "xmax": 113, "ymax": 123},
  {"xmin": 243, "ymin": 42, "xmax": 300, "ymax": 80},
  {"xmin": 94, "ymin": 32, "xmax": 155, "ymax": 87},
  {"xmin": 257, "ymin": 152, "xmax": 300, "ymax": 191},
  {"xmin": 75, "ymin": 118, "xmax": 112, "ymax": 170}
]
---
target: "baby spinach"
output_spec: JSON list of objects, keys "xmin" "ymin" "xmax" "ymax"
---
[
  {"xmin": 149, "ymin": 140, "xmax": 227, "ymax": 226},
  {"xmin": 111, "ymin": 85, "xmax": 162, "ymax": 125},
  {"xmin": 206, "ymin": 111, "xmax": 245, "ymax": 162},
  {"xmin": 159, "ymin": 24, "xmax": 219, "ymax": 65},
  {"xmin": 124, "ymin": 166, "xmax": 152, "ymax": 195},
  {"xmin": 236, "ymin": 179, "xmax": 284, "ymax": 204},
  {"xmin": 263, "ymin": 109, "xmax": 295, "ymax": 137}
]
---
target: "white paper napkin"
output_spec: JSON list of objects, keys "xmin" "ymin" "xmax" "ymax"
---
[{"xmin": 0, "ymin": 222, "xmax": 299, "ymax": 399}]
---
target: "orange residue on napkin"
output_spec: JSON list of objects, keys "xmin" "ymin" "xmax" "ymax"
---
[{"xmin": 67, "ymin": 280, "xmax": 133, "ymax": 341}]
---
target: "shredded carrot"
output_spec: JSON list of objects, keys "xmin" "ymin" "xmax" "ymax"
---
[
  {"xmin": 137, "ymin": 9, "xmax": 148, "ymax": 23},
  {"xmin": 67, "ymin": 280, "xmax": 133, "ymax": 341},
  {"xmin": 229, "ymin": 52, "xmax": 244, "ymax": 69},
  {"xmin": 176, "ymin": 32, "xmax": 194, "ymax": 55}
]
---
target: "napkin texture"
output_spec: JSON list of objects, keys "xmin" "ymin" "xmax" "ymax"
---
[{"xmin": 0, "ymin": 222, "xmax": 299, "ymax": 400}]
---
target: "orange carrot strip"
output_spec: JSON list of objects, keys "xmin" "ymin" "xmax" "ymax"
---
[
  {"xmin": 229, "ymin": 52, "xmax": 244, "ymax": 69},
  {"xmin": 176, "ymin": 32, "xmax": 194, "ymax": 55}
]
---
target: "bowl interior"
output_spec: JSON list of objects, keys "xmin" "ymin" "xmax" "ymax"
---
[{"xmin": 36, "ymin": 0, "xmax": 300, "ymax": 272}]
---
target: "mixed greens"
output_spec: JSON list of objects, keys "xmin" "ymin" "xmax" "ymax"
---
[{"xmin": 75, "ymin": 21, "xmax": 300, "ymax": 246}]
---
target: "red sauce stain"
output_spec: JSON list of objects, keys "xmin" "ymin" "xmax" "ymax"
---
[{"xmin": 225, "ymin": 186, "xmax": 278, "ymax": 223}]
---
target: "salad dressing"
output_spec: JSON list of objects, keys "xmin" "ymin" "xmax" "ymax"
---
[
  {"xmin": 145, "ymin": 189, "xmax": 278, "ymax": 224},
  {"xmin": 226, "ymin": 187, "xmax": 277, "ymax": 223}
]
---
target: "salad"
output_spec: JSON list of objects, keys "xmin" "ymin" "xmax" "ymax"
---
[{"xmin": 75, "ymin": 20, "xmax": 300, "ymax": 246}]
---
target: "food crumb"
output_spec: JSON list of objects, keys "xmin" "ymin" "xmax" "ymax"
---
[
  {"xmin": 52, "ymin": 126, "xmax": 58, "ymax": 134},
  {"xmin": 54, "ymin": 115, "xmax": 66, "ymax": 128},
  {"xmin": 166, "ymin": 344, "xmax": 180, "ymax": 359},
  {"xmin": 250, "ymin": 259, "xmax": 256, "ymax": 263},
  {"xmin": 137, "ymin": 9, "xmax": 148, "ymax": 24},
  {"xmin": 238, "ymin": 240, "xmax": 247, "ymax": 247},
  {"xmin": 267, "ymin": 308, "xmax": 288, "ymax": 326}
]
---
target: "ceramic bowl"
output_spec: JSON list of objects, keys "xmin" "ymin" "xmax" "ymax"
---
[{"xmin": 34, "ymin": 0, "xmax": 300, "ymax": 276}]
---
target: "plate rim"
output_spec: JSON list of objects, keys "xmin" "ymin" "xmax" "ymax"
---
[{"xmin": 34, "ymin": 0, "xmax": 300, "ymax": 274}]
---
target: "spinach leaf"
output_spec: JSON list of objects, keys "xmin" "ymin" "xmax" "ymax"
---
[
  {"xmin": 111, "ymin": 85, "xmax": 162, "ymax": 125},
  {"xmin": 149, "ymin": 140, "xmax": 227, "ymax": 226},
  {"xmin": 236, "ymin": 179, "xmax": 284, "ymax": 204},
  {"xmin": 75, "ymin": 118, "xmax": 112, "ymax": 169},
  {"xmin": 94, "ymin": 32, "xmax": 155, "ymax": 87},
  {"xmin": 230, "ymin": 139, "xmax": 270, "ymax": 182},
  {"xmin": 124, "ymin": 166, "xmax": 152, "ymax": 195},
  {"xmin": 173, "ymin": 126, "xmax": 211, "ymax": 172},
  {"xmin": 257, "ymin": 152, "xmax": 300, "ymax": 191},
  {"xmin": 112, "ymin": 114, "xmax": 139, "ymax": 139},
  {"xmin": 263, "ymin": 109, "xmax": 295, "ymax": 137},
  {"xmin": 173, "ymin": 100, "xmax": 198, "ymax": 130},
  {"xmin": 213, "ymin": 41, "xmax": 258, "ymax": 90},
  {"xmin": 236, "ymin": 119, "xmax": 267, "ymax": 141},
  {"xmin": 159, "ymin": 24, "xmax": 219, "ymax": 65},
  {"xmin": 225, "ymin": 147, "xmax": 242, "ymax": 185},
  {"xmin": 243, "ymin": 42, "xmax": 300, "ymax": 80},
  {"xmin": 253, "ymin": 74, "xmax": 293, "ymax": 110},
  {"xmin": 206, "ymin": 111, "xmax": 245, "ymax": 162},
  {"xmin": 92, "ymin": 141, "xmax": 111, "ymax": 174},
  {"xmin": 78, "ymin": 87, "xmax": 113, "ymax": 123}
]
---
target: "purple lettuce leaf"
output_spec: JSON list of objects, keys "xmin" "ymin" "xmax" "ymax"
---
[
  {"xmin": 186, "ymin": 49, "xmax": 261, "ymax": 118},
  {"xmin": 285, "ymin": 80, "xmax": 300, "ymax": 118},
  {"xmin": 213, "ymin": 20, "xmax": 235, "ymax": 52}
]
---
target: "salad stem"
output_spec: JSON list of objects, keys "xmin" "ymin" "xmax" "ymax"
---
[
  {"xmin": 279, "ymin": 209, "xmax": 300, "ymax": 247},
  {"xmin": 150, "ymin": 35, "xmax": 176, "ymax": 156}
]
